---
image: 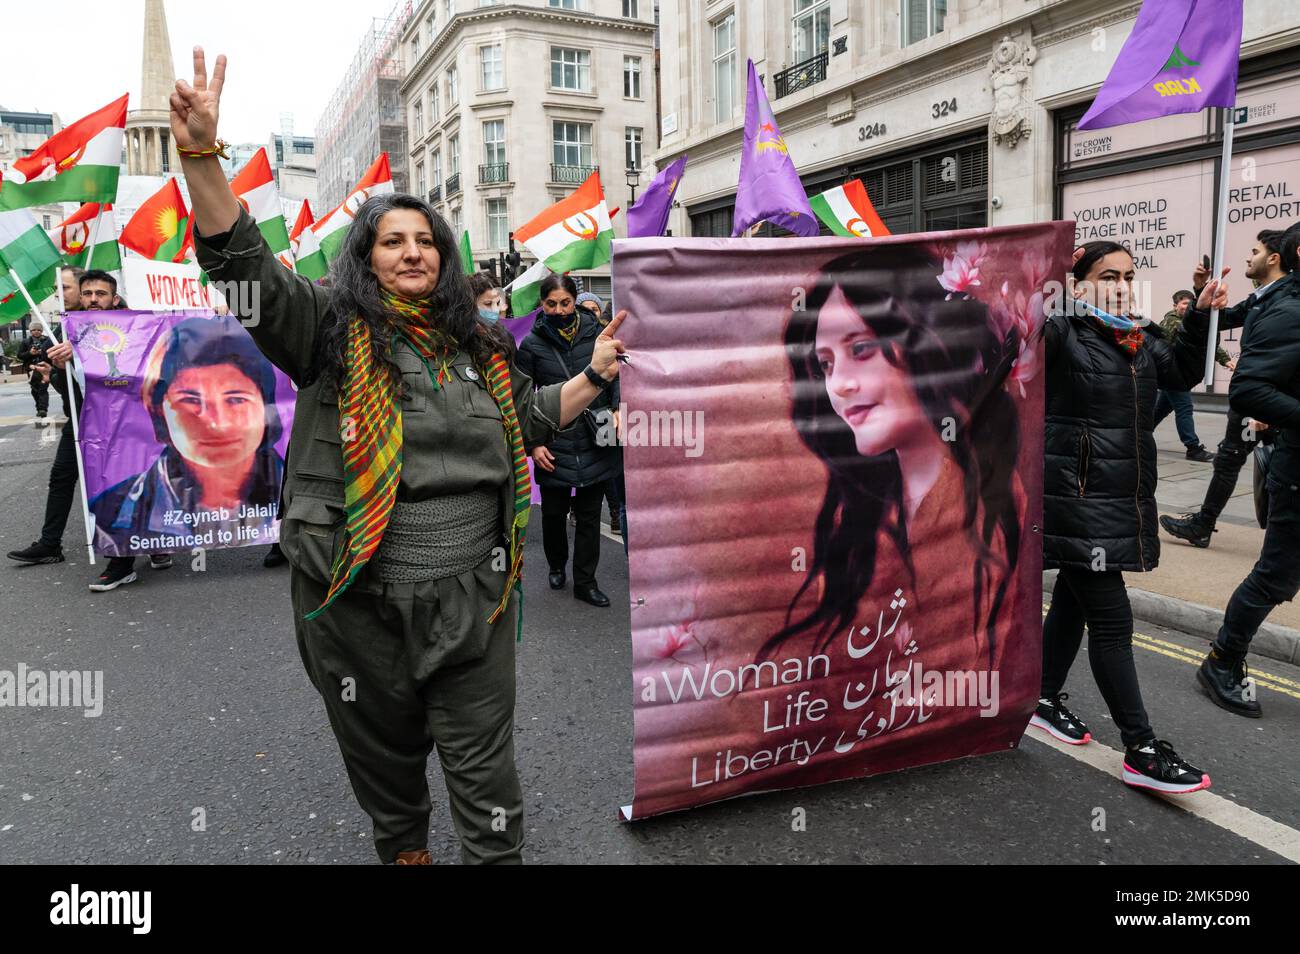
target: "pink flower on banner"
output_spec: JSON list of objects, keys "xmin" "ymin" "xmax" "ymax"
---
[
  {"xmin": 937, "ymin": 241, "xmax": 985, "ymax": 300},
  {"xmin": 652, "ymin": 622, "xmax": 698, "ymax": 661},
  {"xmin": 893, "ymin": 620, "xmax": 915, "ymax": 656},
  {"xmin": 1008, "ymin": 336, "xmax": 1038, "ymax": 397}
]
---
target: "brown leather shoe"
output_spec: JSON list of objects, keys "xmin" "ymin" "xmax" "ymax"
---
[{"xmin": 394, "ymin": 849, "xmax": 431, "ymax": 865}]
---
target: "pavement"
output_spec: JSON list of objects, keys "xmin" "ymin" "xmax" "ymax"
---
[{"xmin": 1, "ymin": 380, "xmax": 1298, "ymax": 864}]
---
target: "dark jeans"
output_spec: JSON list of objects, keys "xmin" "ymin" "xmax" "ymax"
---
[
  {"xmin": 540, "ymin": 483, "xmax": 604, "ymax": 587},
  {"xmin": 1153, "ymin": 389, "xmax": 1198, "ymax": 447},
  {"xmin": 1215, "ymin": 477, "xmax": 1300, "ymax": 658},
  {"xmin": 1200, "ymin": 408, "xmax": 1253, "ymax": 525},
  {"xmin": 30, "ymin": 377, "xmax": 49, "ymax": 416},
  {"xmin": 39, "ymin": 424, "xmax": 79, "ymax": 549},
  {"xmin": 1042, "ymin": 567, "xmax": 1154, "ymax": 747}
]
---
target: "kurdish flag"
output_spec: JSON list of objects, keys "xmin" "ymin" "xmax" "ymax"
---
[
  {"xmin": 810, "ymin": 179, "xmax": 890, "ymax": 238},
  {"xmin": 48, "ymin": 202, "xmax": 122, "ymax": 271},
  {"xmin": 513, "ymin": 171, "xmax": 613, "ymax": 273},
  {"xmin": 1077, "ymin": 0, "xmax": 1243, "ymax": 130},
  {"xmin": 505, "ymin": 259, "xmax": 548, "ymax": 315},
  {"xmin": 279, "ymin": 200, "xmax": 314, "ymax": 271},
  {"xmin": 231, "ymin": 147, "xmax": 291, "ymax": 256},
  {"xmin": 459, "ymin": 230, "xmax": 475, "ymax": 274},
  {"xmin": 0, "ymin": 94, "xmax": 128, "ymax": 211},
  {"xmin": 0, "ymin": 208, "xmax": 63, "ymax": 321},
  {"xmin": 296, "ymin": 153, "xmax": 394, "ymax": 280},
  {"xmin": 119, "ymin": 178, "xmax": 193, "ymax": 263}
]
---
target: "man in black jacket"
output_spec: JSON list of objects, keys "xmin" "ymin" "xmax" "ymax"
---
[
  {"xmin": 1198, "ymin": 225, "xmax": 1300, "ymax": 717},
  {"xmin": 1161, "ymin": 230, "xmax": 1289, "ymax": 547},
  {"xmin": 17, "ymin": 324, "xmax": 53, "ymax": 418}
]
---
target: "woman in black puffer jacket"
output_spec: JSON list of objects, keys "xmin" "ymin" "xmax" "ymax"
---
[
  {"xmin": 517, "ymin": 274, "xmax": 622, "ymax": 607},
  {"xmin": 1034, "ymin": 240, "xmax": 1225, "ymax": 795}
]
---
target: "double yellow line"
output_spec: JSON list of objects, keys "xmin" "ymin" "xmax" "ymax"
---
[{"xmin": 1042, "ymin": 603, "xmax": 1300, "ymax": 701}]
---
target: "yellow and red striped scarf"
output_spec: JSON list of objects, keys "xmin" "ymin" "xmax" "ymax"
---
[{"xmin": 304, "ymin": 292, "xmax": 532, "ymax": 631}]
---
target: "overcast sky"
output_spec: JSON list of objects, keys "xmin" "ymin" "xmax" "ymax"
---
[{"xmin": 1, "ymin": 0, "xmax": 408, "ymax": 143}]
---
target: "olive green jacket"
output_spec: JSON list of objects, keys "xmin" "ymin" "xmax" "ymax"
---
[
  {"xmin": 1161, "ymin": 309, "xmax": 1231, "ymax": 368},
  {"xmin": 194, "ymin": 208, "xmax": 567, "ymax": 593}
]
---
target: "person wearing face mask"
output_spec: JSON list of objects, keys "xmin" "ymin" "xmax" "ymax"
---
[
  {"xmin": 1035, "ymin": 240, "xmax": 1223, "ymax": 795},
  {"xmin": 516, "ymin": 276, "xmax": 622, "ymax": 606},
  {"xmin": 468, "ymin": 271, "xmax": 502, "ymax": 324},
  {"xmin": 575, "ymin": 291, "xmax": 624, "ymax": 537}
]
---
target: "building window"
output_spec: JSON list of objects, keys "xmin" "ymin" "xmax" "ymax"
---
[
  {"xmin": 713, "ymin": 13, "xmax": 736, "ymax": 124},
  {"xmin": 432, "ymin": 150, "xmax": 442, "ymax": 187},
  {"xmin": 447, "ymin": 65, "xmax": 459, "ymax": 106},
  {"xmin": 480, "ymin": 44, "xmax": 503, "ymax": 90},
  {"xmin": 452, "ymin": 206, "xmax": 463, "ymax": 235},
  {"xmin": 623, "ymin": 56, "xmax": 642, "ymax": 99},
  {"xmin": 483, "ymin": 119, "xmax": 506, "ymax": 165},
  {"xmin": 622, "ymin": 0, "xmax": 638, "ymax": 16},
  {"xmin": 487, "ymin": 197, "xmax": 509, "ymax": 248},
  {"xmin": 42, "ymin": 213, "xmax": 52, "ymax": 229},
  {"xmin": 553, "ymin": 121, "xmax": 593, "ymax": 168},
  {"xmin": 412, "ymin": 33, "xmax": 420, "ymax": 61},
  {"xmin": 426, "ymin": 12, "xmax": 435, "ymax": 39},
  {"xmin": 550, "ymin": 47, "xmax": 592, "ymax": 91},
  {"xmin": 549, "ymin": 0, "xmax": 579, "ymax": 8},
  {"xmin": 793, "ymin": 0, "xmax": 830, "ymax": 62},
  {"xmin": 625, "ymin": 126, "xmax": 642, "ymax": 171},
  {"xmin": 413, "ymin": 101, "xmax": 423, "ymax": 140},
  {"xmin": 416, "ymin": 161, "xmax": 426, "ymax": 195},
  {"xmin": 429, "ymin": 81, "xmax": 440, "ymax": 123},
  {"xmin": 449, "ymin": 134, "xmax": 460, "ymax": 176},
  {"xmin": 902, "ymin": 0, "xmax": 946, "ymax": 46},
  {"xmin": 445, "ymin": 0, "xmax": 453, "ymax": 21}
]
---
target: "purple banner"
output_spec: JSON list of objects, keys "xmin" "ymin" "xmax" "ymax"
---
[{"xmin": 62, "ymin": 310, "xmax": 295, "ymax": 557}]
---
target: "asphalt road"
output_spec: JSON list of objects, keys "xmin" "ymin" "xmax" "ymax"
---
[{"xmin": 1, "ymin": 391, "xmax": 1297, "ymax": 864}]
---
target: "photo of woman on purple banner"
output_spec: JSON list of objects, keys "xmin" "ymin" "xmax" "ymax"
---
[
  {"xmin": 90, "ymin": 315, "xmax": 286, "ymax": 556},
  {"xmin": 762, "ymin": 244, "xmax": 1030, "ymax": 672}
]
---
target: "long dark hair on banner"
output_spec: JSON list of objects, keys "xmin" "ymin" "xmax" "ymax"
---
[
  {"xmin": 319, "ymin": 193, "xmax": 510, "ymax": 387},
  {"xmin": 758, "ymin": 245, "xmax": 1022, "ymax": 665}
]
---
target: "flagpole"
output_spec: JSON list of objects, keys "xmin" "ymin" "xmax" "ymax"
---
[
  {"xmin": 8, "ymin": 265, "xmax": 97, "ymax": 565},
  {"xmin": 81, "ymin": 206, "xmax": 102, "ymax": 271},
  {"xmin": 1204, "ymin": 106, "xmax": 1236, "ymax": 387}
]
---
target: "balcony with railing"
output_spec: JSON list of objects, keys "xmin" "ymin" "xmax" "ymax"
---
[
  {"xmin": 774, "ymin": 52, "xmax": 828, "ymax": 99},
  {"xmin": 445, "ymin": 173, "xmax": 462, "ymax": 197},
  {"xmin": 427, "ymin": 185, "xmax": 441, "ymax": 203},
  {"xmin": 550, "ymin": 163, "xmax": 599, "ymax": 184},
  {"xmin": 479, "ymin": 162, "xmax": 509, "ymax": 184}
]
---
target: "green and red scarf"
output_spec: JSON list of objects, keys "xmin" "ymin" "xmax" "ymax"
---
[{"xmin": 303, "ymin": 291, "xmax": 532, "ymax": 633}]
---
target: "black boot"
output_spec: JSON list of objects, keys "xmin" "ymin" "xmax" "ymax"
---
[
  {"xmin": 548, "ymin": 569, "xmax": 566, "ymax": 590},
  {"xmin": 1159, "ymin": 511, "xmax": 1214, "ymax": 548},
  {"xmin": 1185, "ymin": 443, "xmax": 1215, "ymax": 462},
  {"xmin": 573, "ymin": 584, "xmax": 610, "ymax": 607},
  {"xmin": 1197, "ymin": 648, "xmax": 1262, "ymax": 718}
]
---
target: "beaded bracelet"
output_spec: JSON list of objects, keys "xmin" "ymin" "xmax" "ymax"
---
[{"xmin": 176, "ymin": 139, "xmax": 231, "ymax": 160}]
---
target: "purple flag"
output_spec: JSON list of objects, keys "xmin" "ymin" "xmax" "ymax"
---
[
  {"xmin": 1077, "ymin": 0, "xmax": 1242, "ymax": 130},
  {"xmin": 500, "ymin": 306, "xmax": 539, "ymax": 346},
  {"xmin": 628, "ymin": 156, "xmax": 688, "ymax": 239},
  {"xmin": 732, "ymin": 60, "xmax": 817, "ymax": 237}
]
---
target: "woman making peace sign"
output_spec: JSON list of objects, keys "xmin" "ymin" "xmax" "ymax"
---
[{"xmin": 172, "ymin": 48, "xmax": 626, "ymax": 864}]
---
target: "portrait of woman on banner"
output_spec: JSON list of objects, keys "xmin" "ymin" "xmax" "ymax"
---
[
  {"xmin": 90, "ymin": 315, "xmax": 286, "ymax": 555},
  {"xmin": 761, "ymin": 243, "xmax": 1037, "ymax": 686}
]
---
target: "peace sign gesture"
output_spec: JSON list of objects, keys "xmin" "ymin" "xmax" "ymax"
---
[
  {"xmin": 169, "ymin": 46, "xmax": 227, "ymax": 152},
  {"xmin": 590, "ymin": 310, "xmax": 628, "ymax": 380}
]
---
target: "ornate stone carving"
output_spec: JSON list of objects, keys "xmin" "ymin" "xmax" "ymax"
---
[{"xmin": 988, "ymin": 35, "xmax": 1037, "ymax": 149}]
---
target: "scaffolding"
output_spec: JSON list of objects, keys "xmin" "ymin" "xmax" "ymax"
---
[{"xmin": 315, "ymin": 0, "xmax": 413, "ymax": 210}]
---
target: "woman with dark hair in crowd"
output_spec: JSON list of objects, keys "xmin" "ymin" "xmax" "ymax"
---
[
  {"xmin": 467, "ymin": 271, "xmax": 502, "ymax": 324},
  {"xmin": 517, "ymin": 274, "xmax": 623, "ymax": 606},
  {"xmin": 89, "ymin": 315, "xmax": 285, "ymax": 557},
  {"xmin": 761, "ymin": 245, "xmax": 1025, "ymax": 676},
  {"xmin": 1036, "ymin": 239, "xmax": 1224, "ymax": 794},
  {"xmin": 172, "ymin": 47, "xmax": 624, "ymax": 863}
]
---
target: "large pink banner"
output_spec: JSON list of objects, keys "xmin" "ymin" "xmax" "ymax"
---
[{"xmin": 614, "ymin": 224, "xmax": 1074, "ymax": 819}]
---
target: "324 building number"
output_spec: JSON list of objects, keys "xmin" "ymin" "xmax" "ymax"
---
[{"xmin": 932, "ymin": 98, "xmax": 958, "ymax": 118}]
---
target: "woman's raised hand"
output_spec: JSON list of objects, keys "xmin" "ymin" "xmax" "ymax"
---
[
  {"xmin": 590, "ymin": 310, "xmax": 627, "ymax": 380},
  {"xmin": 170, "ymin": 47, "xmax": 226, "ymax": 152}
]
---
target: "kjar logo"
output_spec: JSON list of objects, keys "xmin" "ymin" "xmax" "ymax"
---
[{"xmin": 1152, "ymin": 44, "xmax": 1203, "ymax": 98}]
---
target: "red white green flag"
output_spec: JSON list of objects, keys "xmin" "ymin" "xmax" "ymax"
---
[
  {"xmin": 0, "ymin": 94, "xmax": 128, "ymax": 211},
  {"xmin": 809, "ymin": 179, "xmax": 890, "ymax": 238},
  {"xmin": 231, "ymin": 147, "xmax": 291, "ymax": 256},
  {"xmin": 48, "ymin": 202, "xmax": 122, "ymax": 272},
  {"xmin": 296, "ymin": 154, "xmax": 393, "ymax": 280}
]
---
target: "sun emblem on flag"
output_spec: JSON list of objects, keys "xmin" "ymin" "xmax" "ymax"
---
[
  {"xmin": 846, "ymin": 217, "xmax": 870, "ymax": 237},
  {"xmin": 84, "ymin": 322, "xmax": 129, "ymax": 378},
  {"xmin": 63, "ymin": 223, "xmax": 89, "ymax": 253},
  {"xmin": 155, "ymin": 206, "xmax": 180, "ymax": 242},
  {"xmin": 562, "ymin": 212, "xmax": 599, "ymax": 240},
  {"xmin": 756, "ymin": 121, "xmax": 789, "ymax": 156},
  {"xmin": 56, "ymin": 144, "xmax": 86, "ymax": 173},
  {"xmin": 341, "ymin": 188, "xmax": 369, "ymax": 220}
]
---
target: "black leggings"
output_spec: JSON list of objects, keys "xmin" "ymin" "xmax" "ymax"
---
[{"xmin": 1041, "ymin": 567, "xmax": 1154, "ymax": 748}]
